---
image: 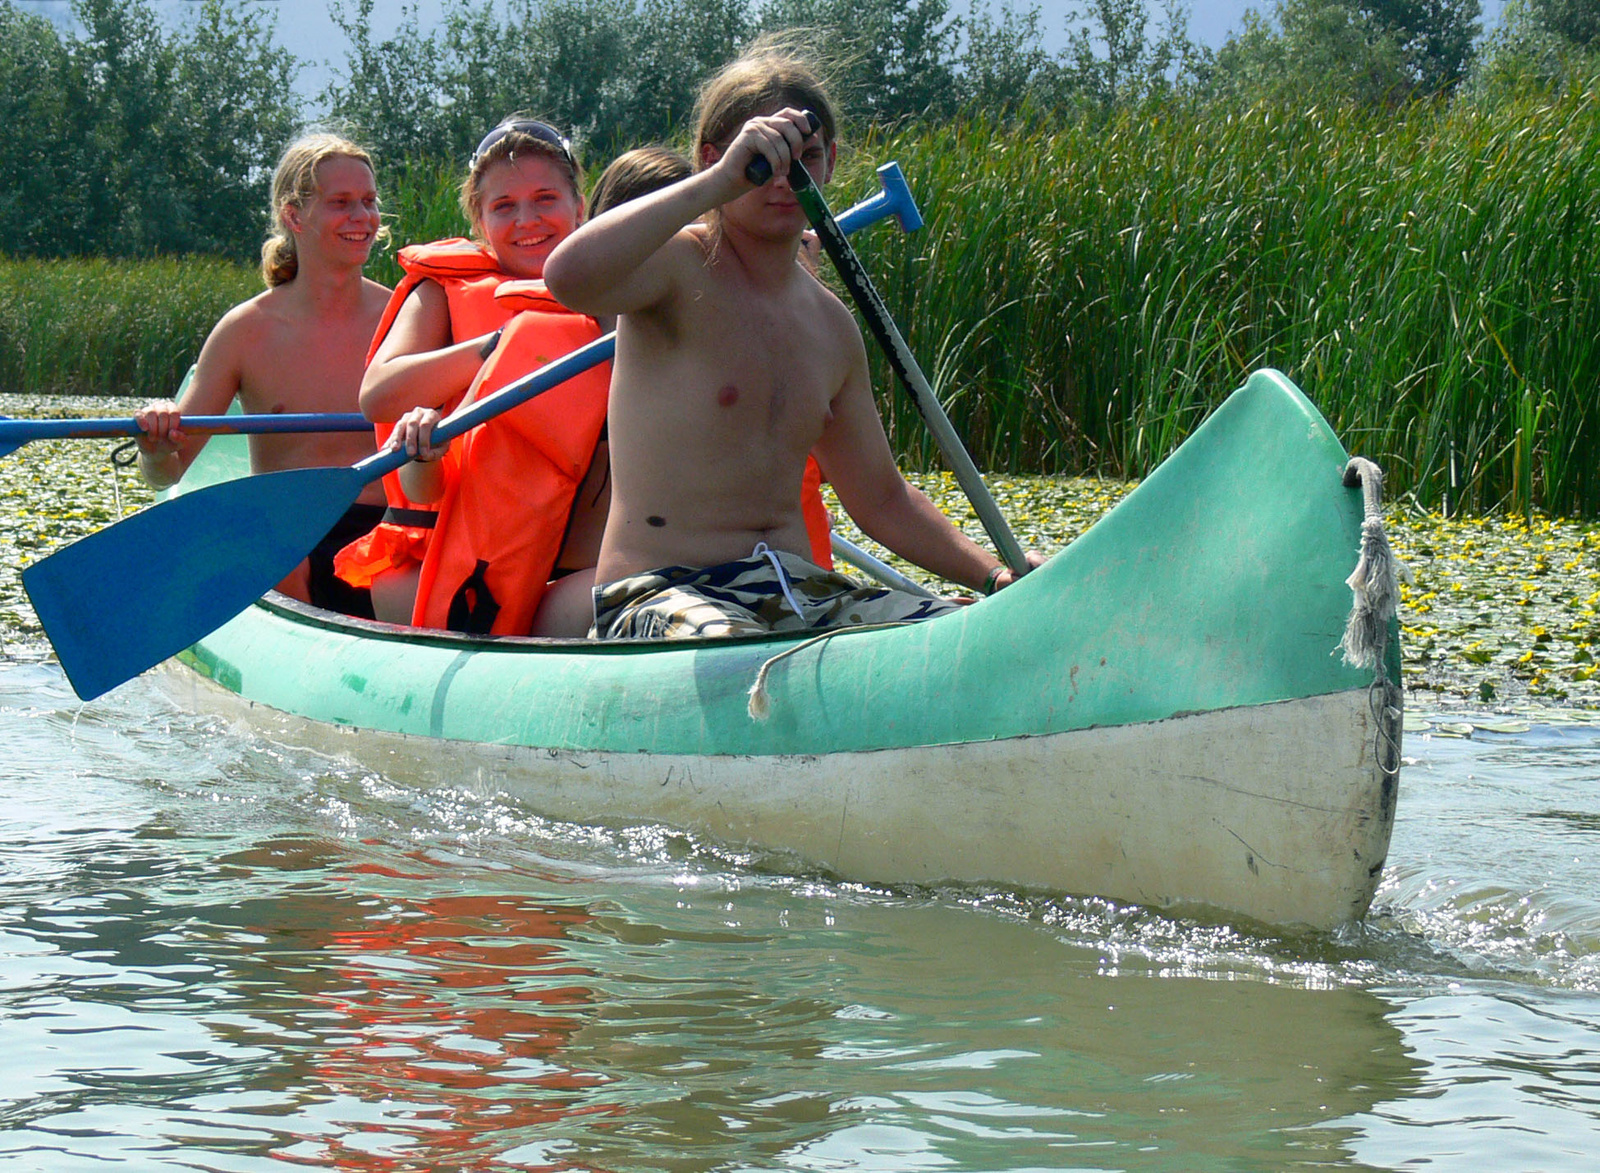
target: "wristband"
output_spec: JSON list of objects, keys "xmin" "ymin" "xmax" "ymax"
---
[
  {"xmin": 478, "ymin": 327, "xmax": 504, "ymax": 361},
  {"xmin": 982, "ymin": 565, "xmax": 1005, "ymax": 596}
]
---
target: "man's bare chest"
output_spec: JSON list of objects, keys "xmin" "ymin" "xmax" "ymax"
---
[
  {"xmin": 679, "ymin": 286, "xmax": 838, "ymax": 380},
  {"xmin": 236, "ymin": 319, "xmax": 374, "ymax": 414}
]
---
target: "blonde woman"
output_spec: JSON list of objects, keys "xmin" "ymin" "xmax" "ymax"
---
[
  {"xmin": 336, "ymin": 117, "xmax": 588, "ymax": 622},
  {"xmin": 135, "ymin": 132, "xmax": 391, "ymax": 616}
]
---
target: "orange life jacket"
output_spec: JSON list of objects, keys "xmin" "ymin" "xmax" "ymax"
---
[
  {"xmin": 334, "ymin": 239, "xmax": 514, "ymax": 589},
  {"xmin": 801, "ymin": 456, "xmax": 832, "ymax": 568},
  {"xmin": 410, "ymin": 281, "xmax": 611, "ymax": 634}
]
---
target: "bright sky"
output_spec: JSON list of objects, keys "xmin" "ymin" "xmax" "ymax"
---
[{"xmin": 21, "ymin": 0, "xmax": 1509, "ymax": 110}]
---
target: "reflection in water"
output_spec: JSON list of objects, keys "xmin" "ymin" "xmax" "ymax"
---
[
  {"xmin": 2, "ymin": 664, "xmax": 1600, "ymax": 1170},
  {"xmin": 193, "ymin": 838, "xmax": 612, "ymax": 1171},
  {"xmin": 1347, "ymin": 987, "xmax": 1600, "ymax": 1172}
]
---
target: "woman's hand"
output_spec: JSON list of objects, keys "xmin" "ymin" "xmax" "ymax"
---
[{"xmin": 386, "ymin": 407, "xmax": 450, "ymax": 462}]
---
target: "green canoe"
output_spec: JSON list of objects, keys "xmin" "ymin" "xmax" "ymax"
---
[{"xmin": 157, "ymin": 369, "xmax": 1401, "ymax": 929}]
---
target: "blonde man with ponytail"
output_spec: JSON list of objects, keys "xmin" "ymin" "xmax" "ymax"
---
[{"xmin": 134, "ymin": 133, "xmax": 393, "ymax": 617}]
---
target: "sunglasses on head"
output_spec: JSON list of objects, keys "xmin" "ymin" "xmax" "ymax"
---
[{"xmin": 471, "ymin": 121, "xmax": 574, "ymax": 169}]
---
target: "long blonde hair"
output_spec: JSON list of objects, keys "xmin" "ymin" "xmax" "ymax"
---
[{"xmin": 259, "ymin": 133, "xmax": 385, "ymax": 288}]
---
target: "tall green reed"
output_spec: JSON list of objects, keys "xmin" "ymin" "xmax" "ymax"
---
[
  {"xmin": 836, "ymin": 87, "xmax": 1600, "ymax": 515},
  {"xmin": 0, "ymin": 257, "xmax": 258, "ymax": 398},
  {"xmin": 366, "ymin": 156, "xmax": 476, "ymax": 290}
]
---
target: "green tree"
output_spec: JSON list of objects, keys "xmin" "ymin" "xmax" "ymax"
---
[
  {"xmin": 324, "ymin": 0, "xmax": 750, "ymax": 167},
  {"xmin": 0, "ymin": 3, "xmax": 72, "ymax": 255},
  {"xmin": 960, "ymin": 2, "xmax": 1059, "ymax": 116},
  {"xmin": 168, "ymin": 0, "xmax": 300, "ymax": 254},
  {"xmin": 757, "ymin": 0, "xmax": 963, "ymax": 121},
  {"xmin": 323, "ymin": 0, "xmax": 454, "ymax": 162},
  {"xmin": 1057, "ymin": 0, "xmax": 1205, "ymax": 111},
  {"xmin": 1470, "ymin": 0, "xmax": 1600, "ymax": 97},
  {"xmin": 625, "ymin": 0, "xmax": 752, "ymax": 141},
  {"xmin": 0, "ymin": 0, "xmax": 299, "ymax": 259},
  {"xmin": 1204, "ymin": 0, "xmax": 1472, "ymax": 105},
  {"xmin": 1530, "ymin": 0, "xmax": 1600, "ymax": 47},
  {"xmin": 1363, "ymin": 0, "xmax": 1482, "ymax": 93},
  {"xmin": 59, "ymin": 0, "xmax": 184, "ymax": 254}
]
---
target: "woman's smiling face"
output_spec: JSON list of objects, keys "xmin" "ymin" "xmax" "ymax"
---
[{"xmin": 476, "ymin": 154, "xmax": 583, "ymax": 279}]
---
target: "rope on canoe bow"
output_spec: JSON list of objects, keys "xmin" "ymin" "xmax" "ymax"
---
[
  {"xmin": 1340, "ymin": 457, "xmax": 1405, "ymax": 809},
  {"xmin": 1339, "ymin": 456, "xmax": 1408, "ymax": 673}
]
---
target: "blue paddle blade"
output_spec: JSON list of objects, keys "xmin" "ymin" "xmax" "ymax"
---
[{"xmin": 22, "ymin": 465, "xmax": 368, "ymax": 701}]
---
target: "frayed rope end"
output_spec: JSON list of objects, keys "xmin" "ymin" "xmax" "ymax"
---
[
  {"xmin": 1339, "ymin": 458, "xmax": 1408, "ymax": 671},
  {"xmin": 747, "ymin": 665, "xmax": 773, "ymax": 721}
]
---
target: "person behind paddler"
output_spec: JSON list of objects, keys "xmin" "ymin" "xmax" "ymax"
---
[
  {"xmin": 335, "ymin": 116, "xmax": 590, "ymax": 623},
  {"xmin": 134, "ymin": 132, "xmax": 391, "ymax": 618},
  {"xmin": 588, "ymin": 146, "xmax": 694, "ymax": 227},
  {"xmin": 376, "ymin": 145, "xmax": 699, "ymax": 639},
  {"xmin": 543, "ymin": 40, "xmax": 1043, "ymax": 641}
]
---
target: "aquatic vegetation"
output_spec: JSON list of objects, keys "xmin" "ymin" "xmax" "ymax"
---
[{"xmin": 1388, "ymin": 509, "xmax": 1600, "ymax": 707}]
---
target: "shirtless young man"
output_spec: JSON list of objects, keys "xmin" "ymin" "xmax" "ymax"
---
[
  {"xmin": 135, "ymin": 134, "xmax": 392, "ymax": 616},
  {"xmin": 544, "ymin": 45, "xmax": 1034, "ymax": 640}
]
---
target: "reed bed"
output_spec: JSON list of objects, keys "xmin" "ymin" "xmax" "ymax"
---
[
  {"xmin": 365, "ymin": 157, "xmax": 473, "ymax": 291},
  {"xmin": 5, "ymin": 87, "xmax": 1599, "ymax": 514},
  {"xmin": 837, "ymin": 88, "xmax": 1600, "ymax": 516},
  {"xmin": 0, "ymin": 257, "xmax": 259, "ymax": 399}
]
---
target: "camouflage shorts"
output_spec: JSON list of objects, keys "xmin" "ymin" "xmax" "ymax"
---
[{"xmin": 589, "ymin": 545, "xmax": 960, "ymax": 640}]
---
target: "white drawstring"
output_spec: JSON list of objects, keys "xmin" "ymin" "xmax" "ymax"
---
[{"xmin": 751, "ymin": 541, "xmax": 805, "ymax": 619}]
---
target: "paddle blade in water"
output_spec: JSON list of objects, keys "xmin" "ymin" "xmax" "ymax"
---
[{"xmin": 22, "ymin": 465, "xmax": 367, "ymax": 701}]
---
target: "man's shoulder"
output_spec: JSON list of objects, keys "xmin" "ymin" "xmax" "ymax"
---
[
  {"xmin": 661, "ymin": 224, "xmax": 714, "ymax": 272},
  {"xmin": 204, "ymin": 288, "xmax": 278, "ymax": 350},
  {"xmin": 798, "ymin": 271, "xmax": 865, "ymax": 345}
]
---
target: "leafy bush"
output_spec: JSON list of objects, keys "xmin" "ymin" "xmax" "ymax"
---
[{"xmin": 0, "ymin": 0, "xmax": 298, "ymax": 261}]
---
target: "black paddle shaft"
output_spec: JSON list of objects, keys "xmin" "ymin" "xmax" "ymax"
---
[{"xmin": 745, "ymin": 149, "xmax": 1030, "ymax": 577}]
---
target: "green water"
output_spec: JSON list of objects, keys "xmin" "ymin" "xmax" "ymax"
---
[
  {"xmin": 2, "ymin": 400, "xmax": 1598, "ymax": 1169},
  {"xmin": 2, "ymin": 654, "xmax": 1598, "ymax": 1171}
]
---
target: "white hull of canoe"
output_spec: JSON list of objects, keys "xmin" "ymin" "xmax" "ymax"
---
[{"xmin": 156, "ymin": 666, "xmax": 1396, "ymax": 929}]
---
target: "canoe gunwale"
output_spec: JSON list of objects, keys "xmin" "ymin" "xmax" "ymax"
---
[{"xmin": 257, "ymin": 590, "xmax": 901, "ymax": 657}]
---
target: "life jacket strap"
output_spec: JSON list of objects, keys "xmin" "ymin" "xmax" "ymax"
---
[
  {"xmin": 382, "ymin": 506, "xmax": 439, "ymax": 528},
  {"xmin": 447, "ymin": 559, "xmax": 501, "ymax": 635}
]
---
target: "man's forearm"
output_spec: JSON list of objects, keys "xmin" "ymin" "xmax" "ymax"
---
[{"xmin": 857, "ymin": 483, "xmax": 999, "ymax": 593}]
